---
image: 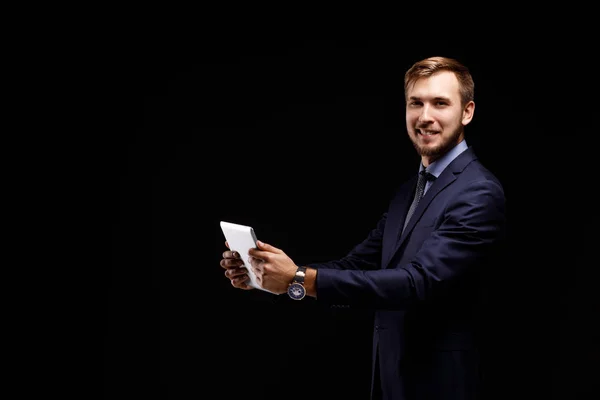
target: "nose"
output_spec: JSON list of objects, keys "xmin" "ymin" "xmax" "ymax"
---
[{"xmin": 417, "ymin": 104, "xmax": 433, "ymax": 124}]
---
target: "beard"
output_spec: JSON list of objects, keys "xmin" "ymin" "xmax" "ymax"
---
[{"xmin": 410, "ymin": 124, "xmax": 464, "ymax": 159}]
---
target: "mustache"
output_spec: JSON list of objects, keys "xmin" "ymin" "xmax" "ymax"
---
[{"xmin": 416, "ymin": 123, "xmax": 433, "ymax": 130}]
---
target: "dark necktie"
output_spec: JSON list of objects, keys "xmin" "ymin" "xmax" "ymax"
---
[{"xmin": 402, "ymin": 170, "xmax": 435, "ymax": 233}]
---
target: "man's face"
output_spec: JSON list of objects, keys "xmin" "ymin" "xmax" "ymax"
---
[{"xmin": 405, "ymin": 71, "xmax": 474, "ymax": 163}]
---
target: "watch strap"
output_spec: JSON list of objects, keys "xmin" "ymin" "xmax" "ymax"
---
[{"xmin": 293, "ymin": 266, "xmax": 307, "ymax": 284}]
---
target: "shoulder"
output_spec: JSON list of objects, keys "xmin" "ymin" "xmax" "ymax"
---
[{"xmin": 463, "ymin": 160, "xmax": 505, "ymax": 195}]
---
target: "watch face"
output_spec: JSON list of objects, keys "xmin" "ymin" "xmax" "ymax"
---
[{"xmin": 287, "ymin": 282, "xmax": 306, "ymax": 300}]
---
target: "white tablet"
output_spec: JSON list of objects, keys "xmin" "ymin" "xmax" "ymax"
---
[{"xmin": 219, "ymin": 221, "xmax": 275, "ymax": 294}]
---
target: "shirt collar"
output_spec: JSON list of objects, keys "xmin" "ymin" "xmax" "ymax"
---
[{"xmin": 419, "ymin": 139, "xmax": 468, "ymax": 178}]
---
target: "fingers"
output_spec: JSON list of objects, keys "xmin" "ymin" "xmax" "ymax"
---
[
  {"xmin": 220, "ymin": 258, "xmax": 244, "ymax": 270},
  {"xmin": 225, "ymin": 267, "xmax": 248, "ymax": 279},
  {"xmin": 226, "ymin": 269, "xmax": 251, "ymax": 289},
  {"xmin": 247, "ymin": 240, "xmax": 283, "ymax": 260},
  {"xmin": 220, "ymin": 250, "xmax": 244, "ymax": 270},
  {"xmin": 248, "ymin": 249, "xmax": 272, "ymax": 261},
  {"xmin": 232, "ymin": 275, "xmax": 251, "ymax": 289},
  {"xmin": 222, "ymin": 250, "xmax": 239, "ymax": 259},
  {"xmin": 247, "ymin": 255, "xmax": 263, "ymax": 271},
  {"xmin": 257, "ymin": 240, "xmax": 281, "ymax": 253},
  {"xmin": 221, "ymin": 244, "xmax": 254, "ymax": 290},
  {"xmin": 232, "ymin": 277, "xmax": 252, "ymax": 290}
]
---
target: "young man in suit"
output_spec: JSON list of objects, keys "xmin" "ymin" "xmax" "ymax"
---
[{"xmin": 220, "ymin": 56, "xmax": 507, "ymax": 400}]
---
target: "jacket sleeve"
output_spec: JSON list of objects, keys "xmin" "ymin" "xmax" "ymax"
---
[{"xmin": 314, "ymin": 179, "xmax": 506, "ymax": 309}]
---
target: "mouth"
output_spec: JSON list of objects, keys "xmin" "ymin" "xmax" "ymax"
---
[{"xmin": 417, "ymin": 129, "xmax": 439, "ymax": 137}]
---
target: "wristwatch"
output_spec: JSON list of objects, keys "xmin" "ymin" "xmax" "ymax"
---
[{"xmin": 287, "ymin": 266, "xmax": 307, "ymax": 300}]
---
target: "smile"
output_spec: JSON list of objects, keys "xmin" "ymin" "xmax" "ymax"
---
[{"xmin": 418, "ymin": 130, "xmax": 439, "ymax": 136}]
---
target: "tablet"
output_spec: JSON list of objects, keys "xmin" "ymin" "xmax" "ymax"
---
[{"xmin": 219, "ymin": 221, "xmax": 275, "ymax": 294}]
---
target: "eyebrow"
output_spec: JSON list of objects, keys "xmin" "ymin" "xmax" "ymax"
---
[{"xmin": 408, "ymin": 96, "xmax": 452, "ymax": 102}]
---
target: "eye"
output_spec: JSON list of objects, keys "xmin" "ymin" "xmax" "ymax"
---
[{"xmin": 435, "ymin": 101, "xmax": 448, "ymax": 106}]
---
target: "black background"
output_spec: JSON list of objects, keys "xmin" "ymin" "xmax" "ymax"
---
[{"xmin": 109, "ymin": 40, "xmax": 596, "ymax": 399}]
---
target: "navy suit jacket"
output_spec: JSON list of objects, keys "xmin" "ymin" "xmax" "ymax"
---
[{"xmin": 310, "ymin": 147, "xmax": 507, "ymax": 400}]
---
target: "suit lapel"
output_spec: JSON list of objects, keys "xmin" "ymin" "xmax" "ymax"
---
[
  {"xmin": 384, "ymin": 146, "xmax": 478, "ymax": 268},
  {"xmin": 395, "ymin": 171, "xmax": 456, "ymax": 249},
  {"xmin": 382, "ymin": 177, "xmax": 416, "ymax": 267}
]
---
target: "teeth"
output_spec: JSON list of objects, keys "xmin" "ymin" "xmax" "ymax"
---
[{"xmin": 420, "ymin": 131, "xmax": 436, "ymax": 136}]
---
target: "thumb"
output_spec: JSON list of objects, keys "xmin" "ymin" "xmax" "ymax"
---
[{"xmin": 257, "ymin": 240, "xmax": 281, "ymax": 253}]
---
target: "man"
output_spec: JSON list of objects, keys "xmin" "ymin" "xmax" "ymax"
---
[{"xmin": 220, "ymin": 56, "xmax": 507, "ymax": 400}]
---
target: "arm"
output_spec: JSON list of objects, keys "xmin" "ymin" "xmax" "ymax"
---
[
  {"xmin": 245, "ymin": 212, "xmax": 389, "ymax": 296},
  {"xmin": 244, "ymin": 179, "xmax": 505, "ymax": 307},
  {"xmin": 316, "ymin": 179, "xmax": 506, "ymax": 308}
]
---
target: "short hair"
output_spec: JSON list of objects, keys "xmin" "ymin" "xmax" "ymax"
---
[{"xmin": 404, "ymin": 56, "xmax": 474, "ymax": 107}]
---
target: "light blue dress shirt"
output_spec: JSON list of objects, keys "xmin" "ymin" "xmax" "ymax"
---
[{"xmin": 419, "ymin": 139, "xmax": 468, "ymax": 195}]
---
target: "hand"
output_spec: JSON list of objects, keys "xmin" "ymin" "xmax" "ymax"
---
[
  {"xmin": 248, "ymin": 240, "xmax": 297, "ymax": 294},
  {"xmin": 220, "ymin": 241, "xmax": 254, "ymax": 290}
]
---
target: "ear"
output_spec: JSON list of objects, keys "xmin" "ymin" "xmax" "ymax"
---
[{"xmin": 462, "ymin": 101, "xmax": 475, "ymax": 126}]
